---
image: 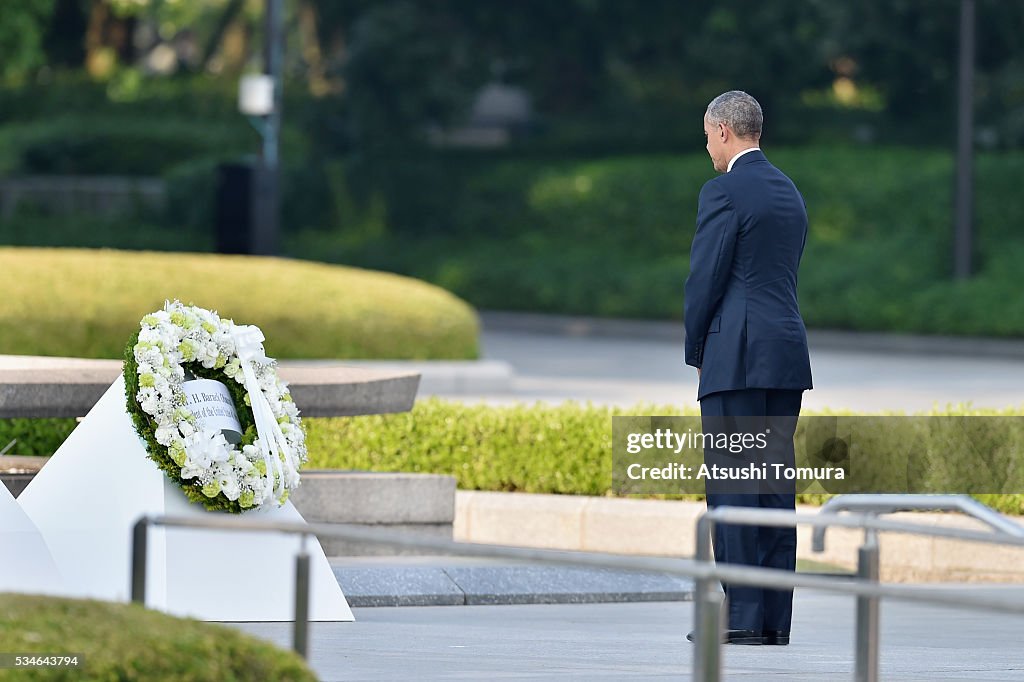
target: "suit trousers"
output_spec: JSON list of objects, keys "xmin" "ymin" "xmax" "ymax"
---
[{"xmin": 699, "ymin": 387, "xmax": 803, "ymax": 633}]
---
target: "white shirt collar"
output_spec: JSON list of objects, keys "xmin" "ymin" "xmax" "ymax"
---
[{"xmin": 726, "ymin": 147, "xmax": 761, "ymax": 172}]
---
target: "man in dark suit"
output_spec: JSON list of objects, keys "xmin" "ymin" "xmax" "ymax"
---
[{"xmin": 683, "ymin": 91, "xmax": 813, "ymax": 646}]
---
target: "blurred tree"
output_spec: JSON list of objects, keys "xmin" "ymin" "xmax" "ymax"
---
[
  {"xmin": 0, "ymin": 0, "xmax": 55, "ymax": 81},
  {"xmin": 816, "ymin": 0, "xmax": 1024, "ymax": 145},
  {"xmin": 336, "ymin": 0, "xmax": 837, "ymax": 149},
  {"xmin": 84, "ymin": 0, "xmax": 137, "ymax": 78},
  {"xmin": 197, "ymin": 0, "xmax": 247, "ymax": 73},
  {"xmin": 5, "ymin": 0, "xmax": 1024, "ymax": 150},
  {"xmin": 341, "ymin": 0, "xmax": 490, "ymax": 147}
]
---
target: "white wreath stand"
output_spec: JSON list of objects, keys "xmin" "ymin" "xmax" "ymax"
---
[
  {"xmin": 0, "ymin": 478, "xmax": 65, "ymax": 595},
  {"xmin": 17, "ymin": 375, "xmax": 353, "ymax": 622}
]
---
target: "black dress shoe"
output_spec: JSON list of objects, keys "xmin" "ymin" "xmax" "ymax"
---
[
  {"xmin": 762, "ymin": 630, "xmax": 790, "ymax": 645},
  {"xmin": 686, "ymin": 630, "xmax": 763, "ymax": 645}
]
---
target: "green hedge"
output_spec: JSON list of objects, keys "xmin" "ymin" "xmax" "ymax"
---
[
  {"xmin": 0, "ymin": 118, "xmax": 256, "ymax": 176},
  {"xmin": 299, "ymin": 147, "xmax": 1024, "ymax": 338},
  {"xmin": 299, "ymin": 400, "xmax": 1024, "ymax": 514},
  {"xmin": 0, "ymin": 594, "xmax": 315, "ymax": 682},
  {"xmin": 0, "ymin": 76, "xmax": 242, "ymax": 126},
  {"xmin": 6, "ymin": 144, "xmax": 1024, "ymax": 337},
  {"xmin": 0, "ymin": 76, "xmax": 319, "ymax": 177},
  {"xmin": 0, "ymin": 419, "xmax": 76, "ymax": 456},
  {"xmin": 0, "ymin": 214, "xmax": 211, "ymax": 252},
  {"xmin": 307, "ymin": 399, "xmax": 662, "ymax": 496},
  {"xmin": 6, "ymin": 400, "xmax": 1024, "ymax": 514},
  {"xmin": 0, "ymin": 248, "xmax": 478, "ymax": 359}
]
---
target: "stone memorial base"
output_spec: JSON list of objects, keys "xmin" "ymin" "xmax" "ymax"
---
[{"xmin": 288, "ymin": 471, "xmax": 456, "ymax": 556}]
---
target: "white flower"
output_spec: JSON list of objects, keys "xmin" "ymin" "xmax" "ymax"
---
[
  {"xmin": 220, "ymin": 475, "xmax": 241, "ymax": 501},
  {"xmin": 208, "ymin": 435, "xmax": 231, "ymax": 463},
  {"xmin": 233, "ymin": 451, "xmax": 254, "ymax": 474},
  {"xmin": 259, "ymin": 372, "xmax": 277, "ymax": 392},
  {"xmin": 184, "ymin": 433, "xmax": 215, "ymax": 469},
  {"xmin": 154, "ymin": 426, "xmax": 176, "ymax": 446},
  {"xmin": 223, "ymin": 358, "xmax": 242, "ymax": 380}
]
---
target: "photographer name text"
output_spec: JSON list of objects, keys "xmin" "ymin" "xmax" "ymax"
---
[{"xmin": 625, "ymin": 462, "xmax": 846, "ymax": 481}]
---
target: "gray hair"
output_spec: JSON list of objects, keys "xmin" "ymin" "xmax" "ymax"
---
[{"xmin": 706, "ymin": 91, "xmax": 762, "ymax": 139}]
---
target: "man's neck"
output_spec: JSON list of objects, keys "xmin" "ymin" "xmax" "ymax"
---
[{"xmin": 726, "ymin": 146, "xmax": 761, "ymax": 173}]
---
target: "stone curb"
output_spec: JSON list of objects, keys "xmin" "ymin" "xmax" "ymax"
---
[
  {"xmin": 479, "ymin": 310, "xmax": 1024, "ymax": 360},
  {"xmin": 454, "ymin": 490, "xmax": 1024, "ymax": 583}
]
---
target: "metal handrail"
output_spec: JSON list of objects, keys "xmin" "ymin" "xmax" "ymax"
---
[
  {"xmin": 131, "ymin": 517, "xmax": 317, "ymax": 657},
  {"xmin": 812, "ymin": 494, "xmax": 1024, "ymax": 552},
  {"xmin": 131, "ymin": 508, "xmax": 1024, "ymax": 586},
  {"xmin": 700, "ymin": 506, "xmax": 1024, "ymax": 549},
  {"xmin": 809, "ymin": 494, "xmax": 1024, "ymax": 681},
  {"xmin": 132, "ymin": 502, "xmax": 1024, "ymax": 671},
  {"xmin": 692, "ymin": 503, "xmax": 1024, "ymax": 682}
]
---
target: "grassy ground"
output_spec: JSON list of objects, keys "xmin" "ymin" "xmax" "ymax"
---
[{"xmin": 0, "ymin": 594, "xmax": 315, "ymax": 681}]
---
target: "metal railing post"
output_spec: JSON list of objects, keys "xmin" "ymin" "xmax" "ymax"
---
[
  {"xmin": 855, "ymin": 528, "xmax": 881, "ymax": 682},
  {"xmin": 693, "ymin": 515, "xmax": 724, "ymax": 681},
  {"xmin": 293, "ymin": 535, "xmax": 311, "ymax": 659},
  {"xmin": 130, "ymin": 517, "xmax": 149, "ymax": 606},
  {"xmin": 696, "ymin": 590, "xmax": 725, "ymax": 682}
]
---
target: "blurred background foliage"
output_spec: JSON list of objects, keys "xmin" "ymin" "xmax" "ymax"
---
[{"xmin": 2, "ymin": 0, "xmax": 1024, "ymax": 335}]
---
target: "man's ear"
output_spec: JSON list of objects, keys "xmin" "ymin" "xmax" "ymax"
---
[{"xmin": 719, "ymin": 123, "xmax": 728, "ymax": 142}]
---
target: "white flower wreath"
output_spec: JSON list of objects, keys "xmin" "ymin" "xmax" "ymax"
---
[{"xmin": 125, "ymin": 301, "xmax": 307, "ymax": 513}]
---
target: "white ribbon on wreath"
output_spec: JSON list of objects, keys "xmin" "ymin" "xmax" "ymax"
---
[{"xmin": 230, "ymin": 324, "xmax": 298, "ymax": 504}]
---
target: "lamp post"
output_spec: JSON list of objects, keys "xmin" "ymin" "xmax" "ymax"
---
[
  {"xmin": 236, "ymin": 0, "xmax": 283, "ymax": 256},
  {"xmin": 953, "ymin": 0, "xmax": 975, "ymax": 279}
]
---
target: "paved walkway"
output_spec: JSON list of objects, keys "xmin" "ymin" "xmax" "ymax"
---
[
  {"xmin": 235, "ymin": 586, "xmax": 1024, "ymax": 681},
  {"xmin": 442, "ymin": 314, "xmax": 1024, "ymax": 412},
  {"xmin": 330, "ymin": 555, "xmax": 694, "ymax": 607}
]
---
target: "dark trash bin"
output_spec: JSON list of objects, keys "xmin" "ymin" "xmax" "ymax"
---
[{"xmin": 215, "ymin": 162, "xmax": 277, "ymax": 255}]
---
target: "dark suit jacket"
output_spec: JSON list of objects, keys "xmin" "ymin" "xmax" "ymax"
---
[{"xmin": 684, "ymin": 149, "xmax": 813, "ymax": 400}]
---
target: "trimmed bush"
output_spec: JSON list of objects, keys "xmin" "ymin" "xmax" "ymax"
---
[
  {"xmin": 0, "ymin": 248, "xmax": 478, "ymax": 359},
  {"xmin": 305, "ymin": 399, "xmax": 681, "ymax": 496},
  {"xmin": 0, "ymin": 594, "xmax": 315, "ymax": 682},
  {"xmin": 5, "ymin": 146, "xmax": 1023, "ymax": 337},
  {"xmin": 300, "ymin": 400, "xmax": 1024, "ymax": 515},
  {"xmin": 0, "ymin": 419, "xmax": 76, "ymax": 456},
  {"xmin": 0, "ymin": 76, "xmax": 242, "ymax": 127},
  {"xmin": 306, "ymin": 147, "xmax": 1024, "ymax": 337},
  {"xmin": 6, "ymin": 400, "xmax": 1024, "ymax": 514},
  {"xmin": 0, "ymin": 118, "xmax": 255, "ymax": 176},
  {"xmin": 0, "ymin": 214, "xmax": 211, "ymax": 252}
]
